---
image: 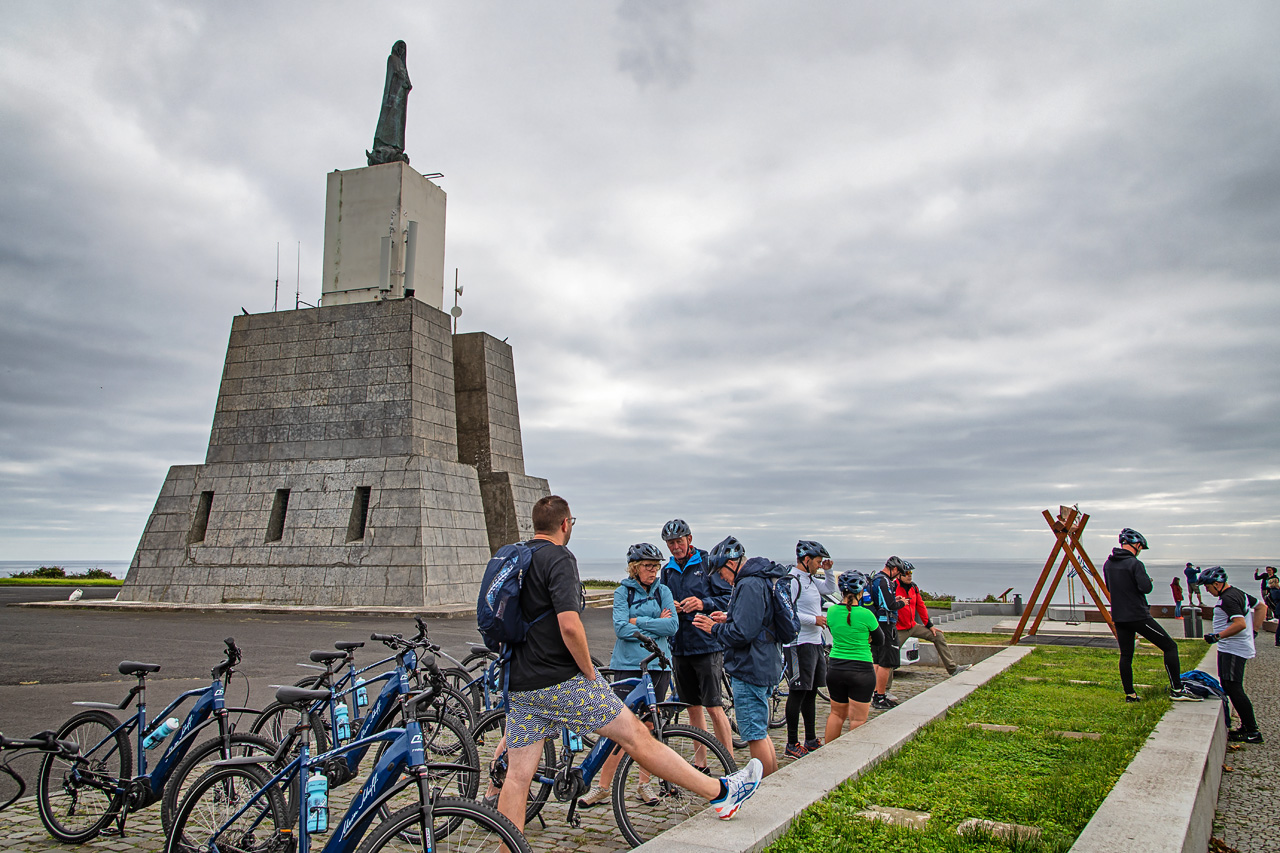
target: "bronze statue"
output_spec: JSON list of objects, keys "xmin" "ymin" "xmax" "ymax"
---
[{"xmin": 367, "ymin": 41, "xmax": 412, "ymax": 166}]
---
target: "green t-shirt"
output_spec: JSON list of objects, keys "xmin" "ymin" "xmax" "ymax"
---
[{"xmin": 827, "ymin": 604, "xmax": 880, "ymax": 663}]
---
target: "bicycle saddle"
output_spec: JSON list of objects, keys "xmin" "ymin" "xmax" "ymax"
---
[
  {"xmin": 119, "ymin": 661, "xmax": 162, "ymax": 676},
  {"xmin": 334, "ymin": 641, "xmax": 365, "ymax": 651},
  {"xmin": 275, "ymin": 686, "xmax": 331, "ymax": 707},
  {"xmin": 309, "ymin": 650, "xmax": 347, "ymax": 663}
]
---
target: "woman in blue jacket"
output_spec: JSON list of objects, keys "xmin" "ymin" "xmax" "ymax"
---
[{"xmin": 579, "ymin": 543, "xmax": 677, "ymax": 809}]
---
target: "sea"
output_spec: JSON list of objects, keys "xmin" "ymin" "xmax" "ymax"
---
[{"xmin": 3, "ymin": 557, "xmax": 1270, "ymax": 606}]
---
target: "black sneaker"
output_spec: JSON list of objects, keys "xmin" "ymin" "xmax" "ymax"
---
[
  {"xmin": 1168, "ymin": 687, "xmax": 1203, "ymax": 702},
  {"xmin": 871, "ymin": 695, "xmax": 898, "ymax": 710},
  {"xmin": 1124, "ymin": 694, "xmax": 1141, "ymax": 703},
  {"xmin": 1227, "ymin": 729, "xmax": 1263, "ymax": 744}
]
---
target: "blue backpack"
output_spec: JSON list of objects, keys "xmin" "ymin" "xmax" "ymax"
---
[
  {"xmin": 1179, "ymin": 669, "xmax": 1225, "ymax": 699},
  {"xmin": 759, "ymin": 562, "xmax": 801, "ymax": 645},
  {"xmin": 476, "ymin": 540, "xmax": 551, "ymax": 659}
]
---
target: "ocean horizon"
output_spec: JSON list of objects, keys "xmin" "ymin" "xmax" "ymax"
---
[{"xmin": 4, "ymin": 556, "xmax": 1272, "ymax": 606}]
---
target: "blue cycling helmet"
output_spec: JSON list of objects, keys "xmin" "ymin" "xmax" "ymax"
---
[
  {"xmin": 796, "ymin": 540, "xmax": 830, "ymax": 561},
  {"xmin": 627, "ymin": 543, "xmax": 664, "ymax": 563},
  {"xmin": 1197, "ymin": 566, "xmax": 1228, "ymax": 586},
  {"xmin": 662, "ymin": 519, "xmax": 692, "ymax": 542},
  {"xmin": 1118, "ymin": 528, "xmax": 1148, "ymax": 549},
  {"xmin": 708, "ymin": 535, "xmax": 745, "ymax": 570},
  {"xmin": 837, "ymin": 570, "xmax": 869, "ymax": 599}
]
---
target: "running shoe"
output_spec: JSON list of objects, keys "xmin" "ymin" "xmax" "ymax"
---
[
  {"xmin": 803, "ymin": 738, "xmax": 823, "ymax": 752},
  {"xmin": 871, "ymin": 694, "xmax": 898, "ymax": 710},
  {"xmin": 784, "ymin": 742, "xmax": 808, "ymax": 759},
  {"xmin": 1168, "ymin": 687, "xmax": 1204, "ymax": 702},
  {"xmin": 1124, "ymin": 694, "xmax": 1141, "ymax": 704},
  {"xmin": 1227, "ymin": 729, "xmax": 1263, "ymax": 744},
  {"xmin": 712, "ymin": 757, "xmax": 763, "ymax": 820},
  {"xmin": 951, "ymin": 664, "xmax": 971, "ymax": 675},
  {"xmin": 636, "ymin": 783, "xmax": 658, "ymax": 805},
  {"xmin": 577, "ymin": 787, "xmax": 610, "ymax": 808}
]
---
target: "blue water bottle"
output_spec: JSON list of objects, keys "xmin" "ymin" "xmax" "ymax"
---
[
  {"xmin": 567, "ymin": 730, "xmax": 582, "ymax": 751},
  {"xmin": 306, "ymin": 770, "xmax": 328, "ymax": 833},
  {"xmin": 355, "ymin": 678, "xmax": 368, "ymax": 708},
  {"xmin": 334, "ymin": 702, "xmax": 350, "ymax": 743},
  {"xmin": 143, "ymin": 717, "xmax": 180, "ymax": 751}
]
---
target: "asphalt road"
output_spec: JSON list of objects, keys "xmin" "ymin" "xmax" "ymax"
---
[{"xmin": 0, "ymin": 585, "xmax": 617, "ymax": 736}]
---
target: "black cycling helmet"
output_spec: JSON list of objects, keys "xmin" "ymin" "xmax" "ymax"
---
[
  {"xmin": 1197, "ymin": 566, "xmax": 1228, "ymax": 586},
  {"xmin": 627, "ymin": 543, "xmax": 664, "ymax": 563},
  {"xmin": 1118, "ymin": 528, "xmax": 1148, "ymax": 549},
  {"xmin": 837, "ymin": 570, "xmax": 869, "ymax": 598},
  {"xmin": 708, "ymin": 535, "xmax": 745, "ymax": 570},
  {"xmin": 900, "ymin": 561, "xmax": 915, "ymax": 574},
  {"xmin": 661, "ymin": 519, "xmax": 692, "ymax": 542},
  {"xmin": 796, "ymin": 540, "xmax": 830, "ymax": 561},
  {"xmin": 885, "ymin": 556, "xmax": 905, "ymax": 571}
]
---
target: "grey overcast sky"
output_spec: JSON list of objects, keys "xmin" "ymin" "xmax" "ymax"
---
[{"xmin": 1, "ymin": 2, "xmax": 1277, "ymax": 565}]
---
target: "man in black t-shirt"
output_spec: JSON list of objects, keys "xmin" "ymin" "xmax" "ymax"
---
[{"xmin": 494, "ymin": 496, "xmax": 764, "ymax": 834}]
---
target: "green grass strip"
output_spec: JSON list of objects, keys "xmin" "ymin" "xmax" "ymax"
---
[
  {"xmin": 766, "ymin": 645, "xmax": 1196, "ymax": 853},
  {"xmin": 0, "ymin": 578, "xmax": 123, "ymax": 586}
]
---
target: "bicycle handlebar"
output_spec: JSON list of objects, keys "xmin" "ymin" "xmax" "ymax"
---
[
  {"xmin": 211, "ymin": 637, "xmax": 241, "ymax": 679},
  {"xmin": 0, "ymin": 731, "xmax": 80, "ymax": 756}
]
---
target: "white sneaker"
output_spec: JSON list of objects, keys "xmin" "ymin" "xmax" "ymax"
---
[
  {"xmin": 577, "ymin": 786, "xmax": 610, "ymax": 808},
  {"xmin": 636, "ymin": 782, "xmax": 658, "ymax": 805},
  {"xmin": 712, "ymin": 757, "xmax": 762, "ymax": 820},
  {"xmin": 952, "ymin": 664, "xmax": 971, "ymax": 675}
]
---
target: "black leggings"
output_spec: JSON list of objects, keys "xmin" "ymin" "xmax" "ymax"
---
[
  {"xmin": 1115, "ymin": 618, "xmax": 1182, "ymax": 694},
  {"xmin": 1218, "ymin": 651, "xmax": 1258, "ymax": 732},
  {"xmin": 785, "ymin": 689, "xmax": 817, "ymax": 744}
]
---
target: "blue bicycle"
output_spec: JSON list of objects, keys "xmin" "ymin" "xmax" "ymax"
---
[
  {"xmin": 168, "ymin": 679, "xmax": 527, "ymax": 853},
  {"xmin": 471, "ymin": 637, "xmax": 736, "ymax": 848},
  {"xmin": 35, "ymin": 638, "xmax": 270, "ymax": 842}
]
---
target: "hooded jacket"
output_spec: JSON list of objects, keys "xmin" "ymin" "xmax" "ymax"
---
[
  {"xmin": 609, "ymin": 576, "xmax": 678, "ymax": 671},
  {"xmin": 662, "ymin": 548, "xmax": 732, "ymax": 656},
  {"xmin": 1102, "ymin": 547, "xmax": 1153, "ymax": 622},
  {"xmin": 894, "ymin": 580, "xmax": 932, "ymax": 632},
  {"xmin": 711, "ymin": 556, "xmax": 785, "ymax": 687}
]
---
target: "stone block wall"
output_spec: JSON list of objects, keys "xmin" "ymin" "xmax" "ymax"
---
[
  {"xmin": 453, "ymin": 333, "xmax": 526, "ymax": 475},
  {"xmin": 206, "ymin": 299, "xmax": 457, "ymax": 464}
]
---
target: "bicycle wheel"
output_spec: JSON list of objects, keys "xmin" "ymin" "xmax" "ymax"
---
[
  {"xmin": 160, "ymin": 731, "xmax": 279, "ymax": 836},
  {"xmin": 768, "ymin": 669, "xmax": 789, "ymax": 729},
  {"xmin": 611, "ymin": 723, "xmax": 736, "ymax": 848},
  {"xmin": 371, "ymin": 711, "xmax": 480, "ymax": 829},
  {"xmin": 36, "ymin": 710, "xmax": 131, "ymax": 843},
  {"xmin": 440, "ymin": 668, "xmax": 482, "ymax": 716},
  {"xmin": 165, "ymin": 763, "xmax": 287, "ymax": 853},
  {"xmin": 357, "ymin": 798, "xmax": 531, "ymax": 853},
  {"xmin": 469, "ymin": 709, "xmax": 554, "ymax": 822},
  {"xmin": 251, "ymin": 700, "xmax": 329, "ymax": 754}
]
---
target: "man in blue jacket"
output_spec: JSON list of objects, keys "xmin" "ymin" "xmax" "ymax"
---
[
  {"xmin": 661, "ymin": 518, "xmax": 734, "ymax": 759},
  {"xmin": 694, "ymin": 537, "xmax": 782, "ymax": 777}
]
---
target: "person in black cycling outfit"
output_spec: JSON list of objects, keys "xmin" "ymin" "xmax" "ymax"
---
[{"xmin": 1102, "ymin": 528, "xmax": 1201, "ymax": 703}]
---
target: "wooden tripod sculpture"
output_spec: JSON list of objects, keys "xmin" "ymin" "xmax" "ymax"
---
[{"xmin": 1009, "ymin": 506, "xmax": 1116, "ymax": 644}]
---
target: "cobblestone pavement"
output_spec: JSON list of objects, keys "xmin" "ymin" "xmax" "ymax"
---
[
  {"xmin": 0, "ymin": 666, "xmax": 950, "ymax": 853},
  {"xmin": 1214, "ymin": 633, "xmax": 1279, "ymax": 853}
]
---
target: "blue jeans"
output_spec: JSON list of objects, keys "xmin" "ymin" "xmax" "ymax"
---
[
  {"xmin": 730, "ymin": 676, "xmax": 772, "ymax": 741},
  {"xmin": 1174, "ymin": 602, "xmax": 1183, "ymax": 618}
]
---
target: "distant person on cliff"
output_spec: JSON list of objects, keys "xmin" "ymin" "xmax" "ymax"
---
[
  {"xmin": 1184, "ymin": 562, "xmax": 1205, "ymax": 608},
  {"xmin": 869, "ymin": 556, "xmax": 909, "ymax": 709},
  {"xmin": 895, "ymin": 563, "xmax": 969, "ymax": 677},
  {"xmin": 1103, "ymin": 529, "xmax": 1202, "ymax": 704},
  {"xmin": 1199, "ymin": 567, "xmax": 1262, "ymax": 743},
  {"xmin": 659, "ymin": 518, "xmax": 734, "ymax": 762},
  {"xmin": 1253, "ymin": 566, "xmax": 1277, "ymax": 620},
  {"xmin": 1171, "ymin": 577, "xmax": 1184, "ymax": 619}
]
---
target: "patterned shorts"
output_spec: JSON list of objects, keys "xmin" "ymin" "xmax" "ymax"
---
[{"xmin": 506, "ymin": 672, "xmax": 626, "ymax": 750}]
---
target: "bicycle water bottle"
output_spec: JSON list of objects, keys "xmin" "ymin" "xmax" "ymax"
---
[
  {"xmin": 143, "ymin": 717, "xmax": 180, "ymax": 750},
  {"xmin": 335, "ymin": 701, "xmax": 351, "ymax": 743},
  {"xmin": 355, "ymin": 677, "xmax": 368, "ymax": 708},
  {"xmin": 306, "ymin": 770, "xmax": 329, "ymax": 833},
  {"xmin": 567, "ymin": 730, "xmax": 583, "ymax": 751}
]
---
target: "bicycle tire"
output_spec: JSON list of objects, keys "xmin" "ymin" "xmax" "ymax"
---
[
  {"xmin": 36, "ymin": 709, "xmax": 131, "ymax": 843},
  {"xmin": 160, "ymin": 731, "xmax": 279, "ymax": 836},
  {"xmin": 356, "ymin": 798, "xmax": 532, "ymax": 853},
  {"xmin": 611, "ymin": 723, "xmax": 736, "ymax": 848},
  {"xmin": 768, "ymin": 667, "xmax": 789, "ymax": 729},
  {"xmin": 164, "ymin": 763, "xmax": 288, "ymax": 853},
  {"xmin": 469, "ymin": 709, "xmax": 555, "ymax": 822},
  {"xmin": 250, "ymin": 700, "xmax": 330, "ymax": 755}
]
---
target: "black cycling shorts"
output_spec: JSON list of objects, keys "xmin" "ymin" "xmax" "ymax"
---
[
  {"xmin": 873, "ymin": 624, "xmax": 900, "ymax": 668},
  {"xmin": 786, "ymin": 643, "xmax": 828, "ymax": 691},
  {"xmin": 671, "ymin": 652, "xmax": 724, "ymax": 708},
  {"xmin": 826, "ymin": 659, "xmax": 876, "ymax": 704}
]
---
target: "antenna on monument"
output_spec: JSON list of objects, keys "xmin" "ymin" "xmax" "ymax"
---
[
  {"xmin": 273, "ymin": 242, "xmax": 280, "ymax": 312},
  {"xmin": 295, "ymin": 242, "xmax": 301, "ymax": 309},
  {"xmin": 451, "ymin": 269, "xmax": 463, "ymax": 334}
]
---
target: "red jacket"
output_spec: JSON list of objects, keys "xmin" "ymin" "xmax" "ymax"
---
[{"xmin": 895, "ymin": 580, "xmax": 932, "ymax": 631}]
